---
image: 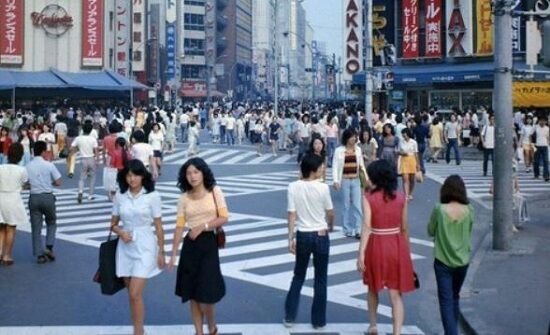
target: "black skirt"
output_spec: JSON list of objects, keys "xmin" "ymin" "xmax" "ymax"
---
[{"xmin": 175, "ymin": 232, "xmax": 226, "ymax": 304}]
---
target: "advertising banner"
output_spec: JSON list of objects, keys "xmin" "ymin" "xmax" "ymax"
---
[
  {"xmin": 446, "ymin": 0, "xmax": 473, "ymax": 57},
  {"xmin": 475, "ymin": 0, "xmax": 493, "ymax": 55},
  {"xmin": 402, "ymin": 0, "xmax": 419, "ymax": 59},
  {"xmin": 179, "ymin": 80, "xmax": 207, "ymax": 97},
  {"xmin": 425, "ymin": 0, "xmax": 442, "ymax": 58},
  {"xmin": 513, "ymin": 82, "xmax": 550, "ymax": 107},
  {"xmin": 0, "ymin": 0, "xmax": 24, "ymax": 65},
  {"xmin": 82, "ymin": 0, "xmax": 104, "ymax": 67},
  {"xmin": 115, "ymin": 0, "xmax": 130, "ymax": 76},
  {"xmin": 372, "ymin": 0, "xmax": 395, "ymax": 66},
  {"xmin": 342, "ymin": 0, "xmax": 362, "ymax": 81},
  {"xmin": 165, "ymin": 0, "xmax": 177, "ymax": 80},
  {"xmin": 132, "ymin": 0, "xmax": 146, "ymax": 72}
]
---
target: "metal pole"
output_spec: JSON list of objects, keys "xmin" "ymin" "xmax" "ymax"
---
[
  {"xmin": 492, "ymin": 0, "xmax": 514, "ymax": 251},
  {"xmin": 365, "ymin": 0, "xmax": 374, "ymax": 124},
  {"xmin": 11, "ymin": 87, "xmax": 15, "ymax": 111},
  {"xmin": 311, "ymin": 50, "xmax": 315, "ymax": 101},
  {"xmin": 272, "ymin": 0, "xmax": 279, "ymax": 116}
]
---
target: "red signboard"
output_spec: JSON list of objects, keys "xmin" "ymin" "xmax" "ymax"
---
[
  {"xmin": 179, "ymin": 81, "xmax": 207, "ymax": 98},
  {"xmin": 82, "ymin": 0, "xmax": 104, "ymax": 67},
  {"xmin": 402, "ymin": 0, "xmax": 419, "ymax": 59},
  {"xmin": 0, "ymin": 0, "xmax": 24, "ymax": 65},
  {"xmin": 425, "ymin": 0, "xmax": 442, "ymax": 58}
]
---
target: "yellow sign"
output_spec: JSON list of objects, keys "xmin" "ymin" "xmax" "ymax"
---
[
  {"xmin": 476, "ymin": 0, "xmax": 493, "ymax": 55},
  {"xmin": 513, "ymin": 82, "xmax": 550, "ymax": 107}
]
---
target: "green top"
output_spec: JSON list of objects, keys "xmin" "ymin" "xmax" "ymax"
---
[{"xmin": 427, "ymin": 203, "xmax": 474, "ymax": 268}]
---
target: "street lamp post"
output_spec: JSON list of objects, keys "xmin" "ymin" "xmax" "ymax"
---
[{"xmin": 270, "ymin": 0, "xmax": 279, "ymax": 116}]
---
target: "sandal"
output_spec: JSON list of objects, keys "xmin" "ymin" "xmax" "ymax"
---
[
  {"xmin": 209, "ymin": 326, "xmax": 218, "ymax": 335},
  {"xmin": 44, "ymin": 249, "xmax": 56, "ymax": 261},
  {"xmin": 367, "ymin": 325, "xmax": 378, "ymax": 334},
  {"xmin": 1, "ymin": 259, "xmax": 14, "ymax": 266},
  {"xmin": 37, "ymin": 255, "xmax": 48, "ymax": 264}
]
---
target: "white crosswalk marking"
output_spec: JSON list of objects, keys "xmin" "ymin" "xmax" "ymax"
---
[
  {"xmin": 0, "ymin": 323, "xmax": 425, "ymax": 335},
  {"xmin": 425, "ymin": 160, "xmax": 550, "ymax": 204},
  {"xmin": 17, "ymin": 187, "xmax": 432, "ymax": 329},
  {"xmin": 161, "ymin": 147, "xmax": 298, "ymax": 165}
]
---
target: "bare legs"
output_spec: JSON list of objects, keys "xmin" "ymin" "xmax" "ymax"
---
[
  {"xmin": 0, "ymin": 224, "xmax": 16, "ymax": 262},
  {"xmin": 523, "ymin": 146, "xmax": 534, "ymax": 171},
  {"xmin": 190, "ymin": 300, "xmax": 218, "ymax": 335},
  {"xmin": 402, "ymin": 174, "xmax": 416, "ymax": 199},
  {"xmin": 367, "ymin": 289, "xmax": 404, "ymax": 335},
  {"xmin": 124, "ymin": 277, "xmax": 147, "ymax": 335}
]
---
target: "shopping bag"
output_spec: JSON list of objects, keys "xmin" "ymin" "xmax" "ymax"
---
[{"xmin": 93, "ymin": 232, "xmax": 125, "ymax": 295}]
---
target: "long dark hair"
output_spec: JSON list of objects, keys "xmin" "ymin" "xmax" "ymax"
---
[
  {"xmin": 440, "ymin": 175, "xmax": 469, "ymax": 205},
  {"xmin": 367, "ymin": 159, "xmax": 398, "ymax": 201},
  {"xmin": 177, "ymin": 157, "xmax": 217, "ymax": 192},
  {"xmin": 308, "ymin": 134, "xmax": 326, "ymax": 159},
  {"xmin": 115, "ymin": 137, "xmax": 129, "ymax": 167},
  {"xmin": 117, "ymin": 159, "xmax": 155, "ymax": 194}
]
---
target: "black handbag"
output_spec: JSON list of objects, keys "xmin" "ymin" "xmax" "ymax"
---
[
  {"xmin": 413, "ymin": 271, "xmax": 420, "ymax": 289},
  {"xmin": 93, "ymin": 228, "xmax": 125, "ymax": 295},
  {"xmin": 212, "ymin": 192, "xmax": 226, "ymax": 249}
]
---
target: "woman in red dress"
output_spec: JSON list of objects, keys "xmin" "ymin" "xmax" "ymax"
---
[{"xmin": 357, "ymin": 159, "xmax": 416, "ymax": 335}]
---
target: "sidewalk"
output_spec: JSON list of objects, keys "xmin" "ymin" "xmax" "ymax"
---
[{"xmin": 459, "ymin": 196, "xmax": 550, "ymax": 335}]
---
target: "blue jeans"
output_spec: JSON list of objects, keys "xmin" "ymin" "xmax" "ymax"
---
[
  {"xmin": 418, "ymin": 142, "xmax": 426, "ymax": 174},
  {"xmin": 285, "ymin": 231, "xmax": 329, "ymax": 327},
  {"xmin": 180, "ymin": 124, "xmax": 187, "ymax": 142},
  {"xmin": 434, "ymin": 259, "xmax": 468, "ymax": 335},
  {"xmin": 445, "ymin": 139, "xmax": 461, "ymax": 164},
  {"xmin": 533, "ymin": 146, "xmax": 549, "ymax": 179},
  {"xmin": 483, "ymin": 148, "xmax": 493, "ymax": 176},
  {"xmin": 326, "ymin": 138, "xmax": 337, "ymax": 167},
  {"xmin": 220, "ymin": 126, "xmax": 226, "ymax": 144},
  {"xmin": 0, "ymin": 153, "xmax": 5, "ymax": 164},
  {"xmin": 341, "ymin": 178, "xmax": 363, "ymax": 235},
  {"xmin": 226, "ymin": 129, "xmax": 235, "ymax": 145}
]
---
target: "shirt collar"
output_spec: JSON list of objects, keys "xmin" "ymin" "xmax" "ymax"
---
[{"xmin": 126, "ymin": 187, "xmax": 146, "ymax": 199}]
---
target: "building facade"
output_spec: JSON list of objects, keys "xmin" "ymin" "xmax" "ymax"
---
[{"xmin": 252, "ymin": 0, "xmax": 275, "ymax": 98}]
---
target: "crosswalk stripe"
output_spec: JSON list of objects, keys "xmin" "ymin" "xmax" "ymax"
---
[
  {"xmin": 246, "ymin": 154, "xmax": 276, "ymax": 164},
  {"xmin": 223, "ymin": 150, "xmax": 257, "ymax": 164},
  {"xmin": 272, "ymin": 154, "xmax": 294, "ymax": 164},
  {"xmin": 203, "ymin": 150, "xmax": 241, "ymax": 164}
]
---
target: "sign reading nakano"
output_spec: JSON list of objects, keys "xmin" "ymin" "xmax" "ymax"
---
[
  {"xmin": 402, "ymin": 0, "xmax": 419, "ymax": 59},
  {"xmin": 0, "ymin": 0, "xmax": 24, "ymax": 66},
  {"xmin": 425, "ymin": 0, "xmax": 442, "ymax": 58},
  {"xmin": 343, "ymin": 0, "xmax": 363, "ymax": 80},
  {"xmin": 82, "ymin": 0, "xmax": 104, "ymax": 67}
]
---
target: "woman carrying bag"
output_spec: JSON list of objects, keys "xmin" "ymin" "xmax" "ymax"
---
[
  {"xmin": 110, "ymin": 159, "xmax": 165, "ymax": 335},
  {"xmin": 169, "ymin": 157, "xmax": 228, "ymax": 335}
]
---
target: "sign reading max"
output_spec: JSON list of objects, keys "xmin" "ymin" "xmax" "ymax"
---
[{"xmin": 343, "ymin": 0, "xmax": 363, "ymax": 81}]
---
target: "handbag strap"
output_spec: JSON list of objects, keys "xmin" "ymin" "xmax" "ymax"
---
[{"xmin": 212, "ymin": 189, "xmax": 219, "ymax": 218}]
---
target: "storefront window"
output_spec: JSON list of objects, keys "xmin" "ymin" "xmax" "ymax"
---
[
  {"xmin": 430, "ymin": 91, "xmax": 460, "ymax": 110},
  {"xmin": 462, "ymin": 91, "xmax": 492, "ymax": 111}
]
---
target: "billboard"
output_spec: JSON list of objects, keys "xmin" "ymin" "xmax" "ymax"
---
[
  {"xmin": 446, "ymin": 0, "xmax": 473, "ymax": 57},
  {"xmin": 425, "ymin": 0, "xmax": 443, "ymax": 58},
  {"xmin": 115, "ymin": 0, "xmax": 131, "ymax": 76},
  {"xmin": 0, "ymin": 0, "xmax": 25, "ymax": 66},
  {"xmin": 475, "ymin": 0, "xmax": 493, "ymax": 55},
  {"xmin": 402, "ymin": 0, "xmax": 420, "ymax": 59},
  {"xmin": 343, "ymin": 0, "xmax": 362, "ymax": 81},
  {"xmin": 82, "ymin": 0, "xmax": 104, "ymax": 67},
  {"xmin": 372, "ymin": 0, "xmax": 395, "ymax": 66},
  {"xmin": 132, "ymin": 0, "xmax": 146, "ymax": 72},
  {"xmin": 165, "ymin": 0, "xmax": 176, "ymax": 80}
]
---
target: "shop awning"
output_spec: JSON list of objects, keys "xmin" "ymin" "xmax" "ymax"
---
[
  {"xmin": 513, "ymin": 81, "xmax": 550, "ymax": 107},
  {"xmin": 0, "ymin": 71, "xmax": 15, "ymax": 90},
  {"xmin": 352, "ymin": 62, "xmax": 550, "ymax": 86}
]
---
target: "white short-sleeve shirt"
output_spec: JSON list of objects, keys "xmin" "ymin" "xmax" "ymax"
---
[
  {"xmin": 287, "ymin": 180, "xmax": 333, "ymax": 232},
  {"xmin": 131, "ymin": 143, "xmax": 154, "ymax": 167},
  {"xmin": 71, "ymin": 135, "xmax": 98, "ymax": 158}
]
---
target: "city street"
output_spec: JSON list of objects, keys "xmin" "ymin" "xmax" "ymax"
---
[{"xmin": 0, "ymin": 139, "xmax": 451, "ymax": 335}]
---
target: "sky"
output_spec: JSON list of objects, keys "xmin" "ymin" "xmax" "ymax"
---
[{"xmin": 302, "ymin": 0, "xmax": 343, "ymax": 59}]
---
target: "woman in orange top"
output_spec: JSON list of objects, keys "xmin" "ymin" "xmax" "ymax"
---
[{"xmin": 169, "ymin": 157, "xmax": 228, "ymax": 335}]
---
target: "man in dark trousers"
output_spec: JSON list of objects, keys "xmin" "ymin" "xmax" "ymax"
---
[{"xmin": 26, "ymin": 141, "xmax": 62, "ymax": 264}]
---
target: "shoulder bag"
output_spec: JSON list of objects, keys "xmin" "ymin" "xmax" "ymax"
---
[
  {"xmin": 212, "ymin": 191, "xmax": 226, "ymax": 249},
  {"xmin": 93, "ymin": 227, "xmax": 125, "ymax": 295}
]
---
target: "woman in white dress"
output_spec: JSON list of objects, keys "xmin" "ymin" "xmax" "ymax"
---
[
  {"xmin": 110, "ymin": 159, "xmax": 165, "ymax": 335},
  {"xmin": 148, "ymin": 123, "xmax": 165, "ymax": 176},
  {"xmin": 0, "ymin": 143, "xmax": 28, "ymax": 265},
  {"xmin": 165, "ymin": 114, "xmax": 177, "ymax": 154},
  {"xmin": 38, "ymin": 124, "xmax": 55, "ymax": 161},
  {"xmin": 188, "ymin": 121, "xmax": 200, "ymax": 156}
]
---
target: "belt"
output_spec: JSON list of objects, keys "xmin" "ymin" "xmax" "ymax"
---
[
  {"xmin": 297, "ymin": 229, "xmax": 328, "ymax": 236},
  {"xmin": 371, "ymin": 227, "xmax": 401, "ymax": 235}
]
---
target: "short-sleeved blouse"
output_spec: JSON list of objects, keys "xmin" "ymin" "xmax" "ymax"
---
[{"xmin": 176, "ymin": 186, "xmax": 229, "ymax": 229}]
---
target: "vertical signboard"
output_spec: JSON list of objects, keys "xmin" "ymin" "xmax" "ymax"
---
[
  {"xmin": 0, "ymin": 0, "xmax": 24, "ymax": 66},
  {"xmin": 205, "ymin": 1, "xmax": 216, "ymax": 85},
  {"xmin": 475, "ymin": 0, "xmax": 493, "ymax": 55},
  {"xmin": 402, "ymin": 0, "xmax": 419, "ymax": 59},
  {"xmin": 511, "ymin": 0, "xmax": 523, "ymax": 54},
  {"xmin": 342, "ymin": 0, "xmax": 362, "ymax": 81},
  {"xmin": 372, "ymin": 0, "xmax": 395, "ymax": 66},
  {"xmin": 82, "ymin": 0, "xmax": 104, "ymax": 67},
  {"xmin": 115, "ymin": 0, "xmax": 130, "ymax": 76},
  {"xmin": 446, "ymin": 0, "xmax": 473, "ymax": 57},
  {"xmin": 132, "ymin": 0, "xmax": 146, "ymax": 72},
  {"xmin": 165, "ymin": 0, "xmax": 176, "ymax": 80},
  {"xmin": 147, "ymin": 4, "xmax": 159, "ymax": 84},
  {"xmin": 425, "ymin": 0, "xmax": 442, "ymax": 58}
]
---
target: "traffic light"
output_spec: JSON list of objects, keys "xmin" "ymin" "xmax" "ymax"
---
[
  {"xmin": 544, "ymin": 20, "xmax": 550, "ymax": 67},
  {"xmin": 384, "ymin": 71, "xmax": 394, "ymax": 90}
]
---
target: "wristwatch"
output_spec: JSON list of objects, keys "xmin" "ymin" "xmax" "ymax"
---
[{"xmin": 205, "ymin": 223, "xmax": 209, "ymax": 230}]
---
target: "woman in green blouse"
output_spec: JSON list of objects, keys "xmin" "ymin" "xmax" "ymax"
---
[{"xmin": 428, "ymin": 175, "xmax": 473, "ymax": 335}]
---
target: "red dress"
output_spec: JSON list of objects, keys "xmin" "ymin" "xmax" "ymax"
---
[{"xmin": 363, "ymin": 191, "xmax": 415, "ymax": 293}]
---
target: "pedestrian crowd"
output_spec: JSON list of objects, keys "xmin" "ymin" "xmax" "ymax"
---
[{"xmin": 0, "ymin": 101, "xmax": 548, "ymax": 335}]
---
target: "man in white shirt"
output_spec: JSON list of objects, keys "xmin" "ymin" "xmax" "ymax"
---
[
  {"xmin": 284, "ymin": 153, "xmax": 334, "ymax": 330},
  {"xmin": 533, "ymin": 116, "xmax": 549, "ymax": 181},
  {"xmin": 70, "ymin": 122, "xmax": 99, "ymax": 203},
  {"xmin": 225, "ymin": 113, "xmax": 236, "ymax": 146},
  {"xmin": 179, "ymin": 112, "xmax": 189, "ymax": 143},
  {"xmin": 444, "ymin": 113, "xmax": 461, "ymax": 165},
  {"xmin": 481, "ymin": 114, "xmax": 495, "ymax": 176}
]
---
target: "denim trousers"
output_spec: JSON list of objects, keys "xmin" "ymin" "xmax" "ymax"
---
[
  {"xmin": 226, "ymin": 129, "xmax": 235, "ymax": 145},
  {"xmin": 533, "ymin": 146, "xmax": 549, "ymax": 179},
  {"xmin": 434, "ymin": 259, "xmax": 469, "ymax": 335},
  {"xmin": 180, "ymin": 124, "xmax": 187, "ymax": 142},
  {"xmin": 220, "ymin": 126, "xmax": 226, "ymax": 144},
  {"xmin": 285, "ymin": 231, "xmax": 330, "ymax": 327},
  {"xmin": 483, "ymin": 148, "xmax": 494, "ymax": 175},
  {"xmin": 418, "ymin": 142, "xmax": 426, "ymax": 174},
  {"xmin": 326, "ymin": 138, "xmax": 337, "ymax": 167},
  {"xmin": 445, "ymin": 138, "xmax": 461, "ymax": 164},
  {"xmin": 341, "ymin": 178, "xmax": 363, "ymax": 235}
]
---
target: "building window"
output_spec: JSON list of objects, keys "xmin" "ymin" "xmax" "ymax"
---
[
  {"xmin": 133, "ymin": 32, "xmax": 142, "ymax": 43},
  {"xmin": 182, "ymin": 65, "xmax": 206, "ymax": 79},
  {"xmin": 184, "ymin": 0, "xmax": 205, "ymax": 5},
  {"xmin": 134, "ymin": 13, "xmax": 142, "ymax": 24},
  {"xmin": 430, "ymin": 91, "xmax": 460, "ymax": 110},
  {"xmin": 184, "ymin": 13, "xmax": 205, "ymax": 31},
  {"xmin": 133, "ymin": 51, "xmax": 142, "ymax": 62},
  {"xmin": 184, "ymin": 38, "xmax": 205, "ymax": 56}
]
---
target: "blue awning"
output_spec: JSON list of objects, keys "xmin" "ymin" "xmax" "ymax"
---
[
  {"xmin": 352, "ymin": 61, "xmax": 550, "ymax": 86},
  {"xmin": 0, "ymin": 68, "xmax": 150, "ymax": 91}
]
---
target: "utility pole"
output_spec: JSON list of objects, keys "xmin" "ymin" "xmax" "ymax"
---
[
  {"xmin": 365, "ymin": 0, "xmax": 374, "ymax": 124},
  {"xmin": 271, "ymin": 0, "xmax": 279, "ymax": 116},
  {"xmin": 492, "ymin": 0, "xmax": 514, "ymax": 251}
]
